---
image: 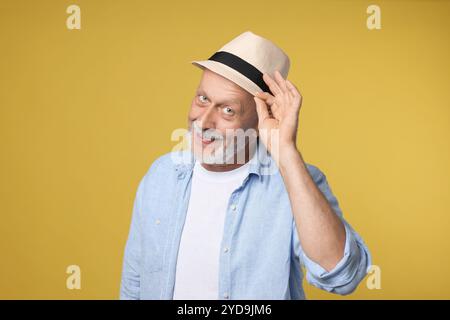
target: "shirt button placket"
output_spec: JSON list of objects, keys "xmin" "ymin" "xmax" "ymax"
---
[{"xmin": 221, "ymin": 195, "xmax": 239, "ymax": 301}]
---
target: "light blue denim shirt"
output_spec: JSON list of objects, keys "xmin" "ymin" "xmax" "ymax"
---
[{"xmin": 120, "ymin": 142, "xmax": 372, "ymax": 300}]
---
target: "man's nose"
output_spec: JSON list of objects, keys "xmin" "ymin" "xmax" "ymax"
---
[{"xmin": 198, "ymin": 104, "xmax": 216, "ymax": 129}]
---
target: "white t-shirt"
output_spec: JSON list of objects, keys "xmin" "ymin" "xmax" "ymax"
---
[{"xmin": 172, "ymin": 160, "xmax": 251, "ymax": 300}]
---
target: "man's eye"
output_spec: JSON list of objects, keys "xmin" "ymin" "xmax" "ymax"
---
[
  {"xmin": 222, "ymin": 106, "xmax": 235, "ymax": 116},
  {"xmin": 198, "ymin": 95, "xmax": 208, "ymax": 103}
]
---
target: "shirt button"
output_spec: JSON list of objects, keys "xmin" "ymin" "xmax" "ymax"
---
[
  {"xmin": 230, "ymin": 204, "xmax": 237, "ymax": 211},
  {"xmin": 155, "ymin": 219, "xmax": 161, "ymax": 225},
  {"xmin": 223, "ymin": 292, "xmax": 229, "ymax": 299},
  {"xmin": 223, "ymin": 247, "xmax": 229, "ymax": 253}
]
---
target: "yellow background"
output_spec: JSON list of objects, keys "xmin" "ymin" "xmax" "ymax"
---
[{"xmin": 1, "ymin": 0, "xmax": 449, "ymax": 299}]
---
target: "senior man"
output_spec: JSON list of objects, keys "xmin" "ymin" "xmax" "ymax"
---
[{"xmin": 120, "ymin": 31, "xmax": 371, "ymax": 300}]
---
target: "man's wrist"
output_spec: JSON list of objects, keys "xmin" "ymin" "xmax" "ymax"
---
[{"xmin": 277, "ymin": 144, "xmax": 303, "ymax": 173}]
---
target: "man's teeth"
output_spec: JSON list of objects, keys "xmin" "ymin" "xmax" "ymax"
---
[{"xmin": 193, "ymin": 127, "xmax": 219, "ymax": 141}]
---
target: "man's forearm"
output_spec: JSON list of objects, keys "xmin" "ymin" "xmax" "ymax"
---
[{"xmin": 277, "ymin": 145, "xmax": 346, "ymax": 272}]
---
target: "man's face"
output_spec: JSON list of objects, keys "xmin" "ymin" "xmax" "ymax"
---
[{"xmin": 188, "ymin": 69, "xmax": 258, "ymax": 166}]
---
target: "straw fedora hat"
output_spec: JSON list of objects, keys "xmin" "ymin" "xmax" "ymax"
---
[{"xmin": 190, "ymin": 31, "xmax": 290, "ymax": 96}]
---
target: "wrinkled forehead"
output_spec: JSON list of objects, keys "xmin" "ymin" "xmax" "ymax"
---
[{"xmin": 197, "ymin": 69, "xmax": 251, "ymax": 105}]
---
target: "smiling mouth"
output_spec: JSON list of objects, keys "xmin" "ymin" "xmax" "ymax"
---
[{"xmin": 194, "ymin": 131, "xmax": 217, "ymax": 145}]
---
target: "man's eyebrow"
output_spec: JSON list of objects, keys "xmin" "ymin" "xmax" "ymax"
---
[{"xmin": 196, "ymin": 88, "xmax": 241, "ymax": 106}]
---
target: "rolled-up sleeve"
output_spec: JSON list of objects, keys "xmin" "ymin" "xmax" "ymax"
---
[{"xmin": 293, "ymin": 165, "xmax": 372, "ymax": 295}]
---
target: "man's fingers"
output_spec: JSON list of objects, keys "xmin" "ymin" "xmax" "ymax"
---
[
  {"xmin": 285, "ymin": 79, "xmax": 300, "ymax": 98},
  {"xmin": 254, "ymin": 96, "xmax": 270, "ymax": 124},
  {"xmin": 255, "ymin": 91, "xmax": 275, "ymax": 106},
  {"xmin": 262, "ymin": 73, "xmax": 282, "ymax": 96},
  {"xmin": 274, "ymin": 70, "xmax": 289, "ymax": 94}
]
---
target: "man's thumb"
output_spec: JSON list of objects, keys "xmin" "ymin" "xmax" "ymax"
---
[{"xmin": 254, "ymin": 96, "xmax": 269, "ymax": 121}]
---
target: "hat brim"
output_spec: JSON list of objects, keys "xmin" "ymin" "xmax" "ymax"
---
[{"xmin": 190, "ymin": 60, "xmax": 263, "ymax": 97}]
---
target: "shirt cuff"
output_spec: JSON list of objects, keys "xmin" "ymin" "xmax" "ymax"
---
[{"xmin": 301, "ymin": 222, "xmax": 363, "ymax": 288}]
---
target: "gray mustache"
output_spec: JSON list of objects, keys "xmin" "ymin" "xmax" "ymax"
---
[{"xmin": 192, "ymin": 122, "xmax": 224, "ymax": 140}]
